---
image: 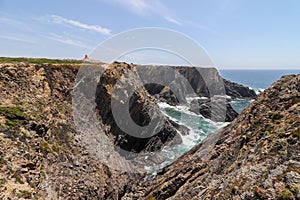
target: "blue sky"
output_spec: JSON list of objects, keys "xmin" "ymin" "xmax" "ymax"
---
[{"xmin": 1, "ymin": 0, "xmax": 300, "ymax": 69}]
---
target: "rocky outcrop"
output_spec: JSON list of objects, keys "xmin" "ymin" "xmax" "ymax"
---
[
  {"xmin": 189, "ymin": 98, "xmax": 238, "ymax": 122},
  {"xmin": 137, "ymin": 65, "xmax": 248, "ymax": 122},
  {"xmin": 144, "ymin": 84, "xmax": 180, "ymax": 106},
  {"xmin": 94, "ymin": 62, "xmax": 185, "ymax": 154},
  {"xmin": 0, "ymin": 62, "xmax": 136, "ymax": 199},
  {"xmin": 138, "ymin": 65, "xmax": 257, "ymax": 103},
  {"xmin": 1, "ymin": 60, "xmax": 296, "ymax": 200},
  {"xmin": 123, "ymin": 74, "xmax": 300, "ymax": 199},
  {"xmin": 0, "ymin": 61, "xmax": 188, "ymax": 199},
  {"xmin": 224, "ymin": 79, "xmax": 257, "ymax": 99}
]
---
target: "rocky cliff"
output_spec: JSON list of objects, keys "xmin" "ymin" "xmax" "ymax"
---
[
  {"xmin": 0, "ymin": 62, "xmax": 136, "ymax": 199},
  {"xmin": 94, "ymin": 62, "xmax": 186, "ymax": 154},
  {"xmin": 138, "ymin": 65, "xmax": 257, "ymax": 103},
  {"xmin": 0, "ymin": 60, "xmax": 297, "ymax": 200},
  {"xmin": 124, "ymin": 74, "xmax": 300, "ymax": 200}
]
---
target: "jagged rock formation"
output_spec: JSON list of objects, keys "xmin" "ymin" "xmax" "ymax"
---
[
  {"xmin": 189, "ymin": 98, "xmax": 238, "ymax": 122},
  {"xmin": 0, "ymin": 61, "xmax": 189, "ymax": 199},
  {"xmin": 123, "ymin": 74, "xmax": 300, "ymax": 200},
  {"xmin": 0, "ymin": 60, "xmax": 288, "ymax": 200},
  {"xmin": 138, "ymin": 65, "xmax": 247, "ymax": 122},
  {"xmin": 138, "ymin": 66, "xmax": 257, "ymax": 104},
  {"xmin": 0, "ymin": 62, "xmax": 135, "ymax": 199},
  {"xmin": 224, "ymin": 79, "xmax": 257, "ymax": 99},
  {"xmin": 94, "ymin": 62, "xmax": 185, "ymax": 154}
]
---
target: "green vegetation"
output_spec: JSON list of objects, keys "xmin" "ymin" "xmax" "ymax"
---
[
  {"xmin": 266, "ymin": 125, "xmax": 273, "ymax": 132},
  {"xmin": 258, "ymin": 131, "xmax": 268, "ymax": 138},
  {"xmin": 41, "ymin": 169, "xmax": 46, "ymax": 178},
  {"xmin": 0, "ymin": 57, "xmax": 83, "ymax": 64},
  {"xmin": 0, "ymin": 106, "xmax": 26, "ymax": 120},
  {"xmin": 0, "ymin": 178, "xmax": 6, "ymax": 185},
  {"xmin": 268, "ymin": 111, "xmax": 283, "ymax": 122},
  {"xmin": 292, "ymin": 127, "xmax": 300, "ymax": 139},
  {"xmin": 0, "ymin": 107, "xmax": 27, "ymax": 129},
  {"xmin": 149, "ymin": 194, "xmax": 156, "ymax": 200},
  {"xmin": 278, "ymin": 189, "xmax": 294, "ymax": 200},
  {"xmin": 16, "ymin": 190, "xmax": 32, "ymax": 199},
  {"xmin": 271, "ymin": 139, "xmax": 288, "ymax": 152},
  {"xmin": 40, "ymin": 140, "xmax": 62, "ymax": 157},
  {"xmin": 5, "ymin": 119, "xmax": 17, "ymax": 128},
  {"xmin": 40, "ymin": 141, "xmax": 50, "ymax": 155}
]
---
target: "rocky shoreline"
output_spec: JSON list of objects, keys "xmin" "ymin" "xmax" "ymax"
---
[{"xmin": 0, "ymin": 61, "xmax": 298, "ymax": 199}]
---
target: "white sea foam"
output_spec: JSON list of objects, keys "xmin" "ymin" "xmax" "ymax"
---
[
  {"xmin": 144, "ymin": 100, "xmax": 229, "ymax": 173},
  {"xmin": 158, "ymin": 102, "xmax": 202, "ymax": 117},
  {"xmin": 186, "ymin": 96, "xmax": 208, "ymax": 103},
  {"xmin": 249, "ymin": 87, "xmax": 265, "ymax": 95}
]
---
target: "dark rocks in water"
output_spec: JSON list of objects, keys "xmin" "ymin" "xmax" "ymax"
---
[
  {"xmin": 189, "ymin": 98, "xmax": 238, "ymax": 122},
  {"xmin": 224, "ymin": 79, "xmax": 257, "ymax": 99},
  {"xmin": 95, "ymin": 62, "xmax": 187, "ymax": 155},
  {"xmin": 137, "ymin": 65, "xmax": 255, "ymax": 122}
]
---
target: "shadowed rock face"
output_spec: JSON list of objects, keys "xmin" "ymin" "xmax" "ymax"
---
[
  {"xmin": 0, "ymin": 62, "xmax": 138, "ymax": 199},
  {"xmin": 189, "ymin": 98, "xmax": 238, "ymax": 122},
  {"xmin": 137, "ymin": 65, "xmax": 248, "ymax": 122},
  {"xmin": 224, "ymin": 79, "xmax": 257, "ymax": 99},
  {"xmin": 95, "ymin": 62, "xmax": 186, "ymax": 154},
  {"xmin": 138, "ymin": 66, "xmax": 257, "ymax": 103},
  {"xmin": 123, "ymin": 74, "xmax": 300, "ymax": 200}
]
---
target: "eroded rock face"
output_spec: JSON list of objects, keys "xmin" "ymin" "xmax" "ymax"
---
[
  {"xmin": 123, "ymin": 74, "xmax": 300, "ymax": 200},
  {"xmin": 1, "ymin": 61, "xmax": 291, "ymax": 200},
  {"xmin": 144, "ymin": 84, "xmax": 180, "ymax": 106},
  {"xmin": 138, "ymin": 65, "xmax": 257, "ymax": 102},
  {"xmin": 0, "ymin": 62, "xmax": 135, "ymax": 199},
  {"xmin": 95, "ymin": 62, "xmax": 185, "ymax": 154}
]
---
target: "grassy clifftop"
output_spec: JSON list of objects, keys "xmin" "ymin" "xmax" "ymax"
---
[{"xmin": 0, "ymin": 57, "xmax": 83, "ymax": 64}]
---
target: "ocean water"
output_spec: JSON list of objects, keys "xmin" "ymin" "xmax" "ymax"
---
[
  {"xmin": 219, "ymin": 69, "xmax": 300, "ymax": 93},
  {"xmin": 220, "ymin": 70, "xmax": 300, "ymax": 113},
  {"xmin": 147, "ymin": 70, "xmax": 299, "ymax": 172}
]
